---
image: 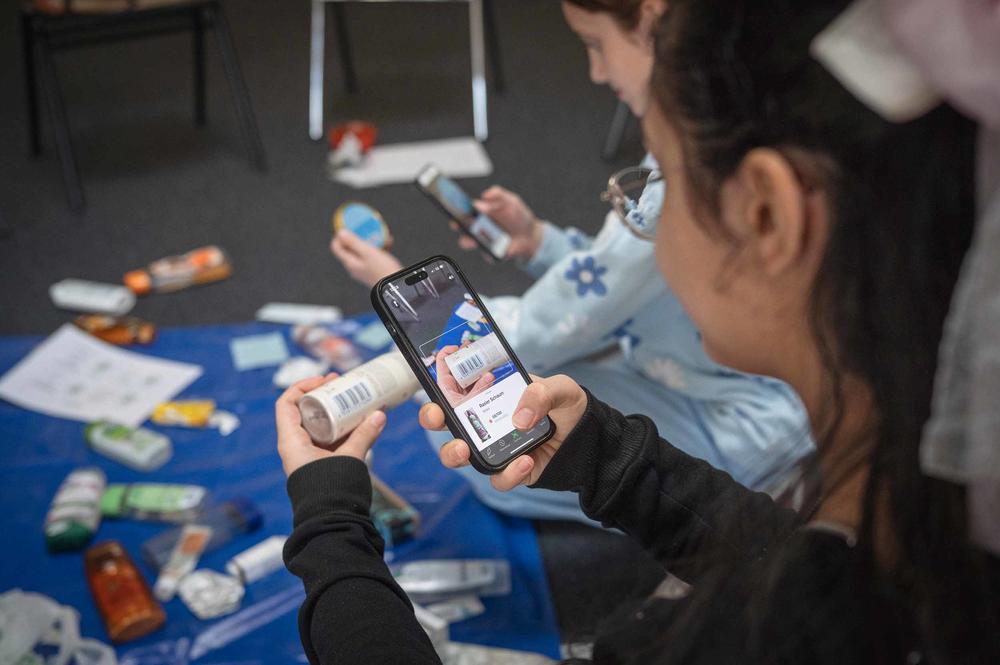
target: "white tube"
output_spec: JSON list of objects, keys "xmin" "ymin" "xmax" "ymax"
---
[{"xmin": 298, "ymin": 351, "xmax": 420, "ymax": 444}]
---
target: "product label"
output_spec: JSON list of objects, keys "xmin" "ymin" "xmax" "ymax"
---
[
  {"xmin": 452, "ymin": 353, "xmax": 486, "ymax": 383},
  {"xmin": 330, "ymin": 379, "xmax": 375, "ymax": 416}
]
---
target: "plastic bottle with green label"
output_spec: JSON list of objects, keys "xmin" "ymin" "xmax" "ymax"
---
[
  {"xmin": 101, "ymin": 483, "xmax": 207, "ymax": 523},
  {"xmin": 45, "ymin": 467, "xmax": 106, "ymax": 552},
  {"xmin": 85, "ymin": 421, "xmax": 172, "ymax": 471}
]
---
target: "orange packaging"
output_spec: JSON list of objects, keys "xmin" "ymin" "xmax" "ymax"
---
[
  {"xmin": 124, "ymin": 245, "xmax": 232, "ymax": 295},
  {"xmin": 74, "ymin": 315, "xmax": 156, "ymax": 345},
  {"xmin": 85, "ymin": 540, "xmax": 166, "ymax": 643},
  {"xmin": 327, "ymin": 121, "xmax": 377, "ymax": 153}
]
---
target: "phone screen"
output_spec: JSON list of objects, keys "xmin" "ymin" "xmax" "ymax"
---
[
  {"xmin": 417, "ymin": 167, "xmax": 512, "ymax": 260},
  {"xmin": 379, "ymin": 260, "xmax": 550, "ymax": 466}
]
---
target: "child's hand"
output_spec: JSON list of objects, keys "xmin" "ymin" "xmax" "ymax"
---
[
  {"xmin": 419, "ymin": 374, "xmax": 587, "ymax": 489},
  {"xmin": 331, "ymin": 230, "xmax": 403, "ymax": 288},
  {"xmin": 451, "ymin": 186, "xmax": 544, "ymax": 261},
  {"xmin": 276, "ymin": 374, "xmax": 387, "ymax": 476}
]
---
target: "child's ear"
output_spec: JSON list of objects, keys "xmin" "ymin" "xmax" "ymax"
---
[
  {"xmin": 724, "ymin": 148, "xmax": 813, "ymax": 277},
  {"xmin": 638, "ymin": 0, "xmax": 669, "ymax": 39}
]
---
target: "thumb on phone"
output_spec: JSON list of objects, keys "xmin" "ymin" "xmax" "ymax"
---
[{"xmin": 513, "ymin": 374, "xmax": 587, "ymax": 431}]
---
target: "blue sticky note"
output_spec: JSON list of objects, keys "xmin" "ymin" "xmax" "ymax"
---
[{"xmin": 229, "ymin": 333, "xmax": 290, "ymax": 370}]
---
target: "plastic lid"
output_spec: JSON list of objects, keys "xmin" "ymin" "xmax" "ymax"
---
[{"xmin": 123, "ymin": 270, "xmax": 151, "ymax": 295}]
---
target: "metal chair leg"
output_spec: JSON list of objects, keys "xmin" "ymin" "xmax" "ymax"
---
[
  {"xmin": 331, "ymin": 3, "xmax": 358, "ymax": 93},
  {"xmin": 39, "ymin": 49, "xmax": 85, "ymax": 211},
  {"xmin": 21, "ymin": 12, "xmax": 42, "ymax": 156},
  {"xmin": 209, "ymin": 2, "xmax": 267, "ymax": 171},
  {"xmin": 193, "ymin": 6, "xmax": 206, "ymax": 126},
  {"xmin": 602, "ymin": 100, "xmax": 631, "ymax": 161},
  {"xmin": 483, "ymin": 0, "xmax": 504, "ymax": 93},
  {"xmin": 308, "ymin": 0, "xmax": 325, "ymax": 140},
  {"xmin": 469, "ymin": 0, "xmax": 488, "ymax": 141},
  {"xmin": 37, "ymin": 33, "xmax": 85, "ymax": 212}
]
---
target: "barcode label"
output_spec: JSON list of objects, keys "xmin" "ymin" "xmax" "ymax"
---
[
  {"xmin": 454, "ymin": 353, "xmax": 485, "ymax": 380},
  {"xmin": 333, "ymin": 381, "xmax": 374, "ymax": 416}
]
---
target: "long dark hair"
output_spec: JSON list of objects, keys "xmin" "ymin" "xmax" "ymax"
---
[
  {"xmin": 562, "ymin": 0, "xmax": 645, "ymax": 30},
  {"xmin": 650, "ymin": 0, "xmax": 996, "ymax": 661}
]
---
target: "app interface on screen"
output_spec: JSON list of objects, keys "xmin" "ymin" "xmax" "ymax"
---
[
  {"xmin": 430, "ymin": 175, "xmax": 511, "ymax": 258},
  {"xmin": 382, "ymin": 262, "xmax": 548, "ymax": 462}
]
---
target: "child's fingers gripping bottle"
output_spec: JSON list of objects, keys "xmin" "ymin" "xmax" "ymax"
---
[
  {"xmin": 444, "ymin": 333, "xmax": 508, "ymax": 389},
  {"xmin": 298, "ymin": 351, "xmax": 420, "ymax": 445}
]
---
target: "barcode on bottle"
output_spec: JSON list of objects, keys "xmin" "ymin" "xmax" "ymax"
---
[
  {"xmin": 454, "ymin": 353, "xmax": 485, "ymax": 380},
  {"xmin": 333, "ymin": 381, "xmax": 374, "ymax": 416}
]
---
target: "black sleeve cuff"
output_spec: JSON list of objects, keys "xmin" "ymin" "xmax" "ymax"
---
[
  {"xmin": 531, "ymin": 389, "xmax": 647, "ymax": 491},
  {"xmin": 287, "ymin": 456, "xmax": 373, "ymax": 527}
]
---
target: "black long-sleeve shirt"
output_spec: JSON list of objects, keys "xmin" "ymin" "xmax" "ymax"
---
[{"xmin": 284, "ymin": 391, "xmax": 914, "ymax": 664}]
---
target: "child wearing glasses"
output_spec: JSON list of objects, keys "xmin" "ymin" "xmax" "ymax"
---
[{"xmin": 331, "ymin": 0, "xmax": 813, "ymax": 522}]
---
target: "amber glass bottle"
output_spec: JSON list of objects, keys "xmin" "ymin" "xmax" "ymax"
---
[{"xmin": 84, "ymin": 541, "xmax": 166, "ymax": 642}]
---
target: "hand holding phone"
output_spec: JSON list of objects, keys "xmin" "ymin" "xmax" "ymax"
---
[
  {"xmin": 372, "ymin": 257, "xmax": 554, "ymax": 473},
  {"xmin": 469, "ymin": 187, "xmax": 545, "ymax": 261},
  {"xmin": 418, "ymin": 373, "xmax": 588, "ymax": 490},
  {"xmin": 415, "ymin": 165, "xmax": 513, "ymax": 262}
]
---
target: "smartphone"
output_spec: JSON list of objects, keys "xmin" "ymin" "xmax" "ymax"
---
[
  {"xmin": 415, "ymin": 164, "xmax": 512, "ymax": 262},
  {"xmin": 372, "ymin": 256, "xmax": 554, "ymax": 473}
]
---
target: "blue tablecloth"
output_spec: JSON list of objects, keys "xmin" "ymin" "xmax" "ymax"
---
[{"xmin": 0, "ymin": 317, "xmax": 560, "ymax": 662}]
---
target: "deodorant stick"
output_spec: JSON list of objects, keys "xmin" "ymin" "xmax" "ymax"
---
[
  {"xmin": 444, "ymin": 334, "xmax": 508, "ymax": 389},
  {"xmin": 298, "ymin": 351, "xmax": 420, "ymax": 444}
]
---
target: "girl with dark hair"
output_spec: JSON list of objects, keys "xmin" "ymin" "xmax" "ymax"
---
[{"xmin": 276, "ymin": 0, "xmax": 999, "ymax": 662}]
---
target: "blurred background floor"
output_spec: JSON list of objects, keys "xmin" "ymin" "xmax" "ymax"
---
[
  {"xmin": 0, "ymin": 0, "xmax": 643, "ymax": 333},
  {"xmin": 0, "ymin": 0, "xmax": 661, "ymax": 648}
]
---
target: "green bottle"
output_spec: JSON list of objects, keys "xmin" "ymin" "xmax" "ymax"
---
[{"xmin": 101, "ymin": 483, "xmax": 207, "ymax": 523}]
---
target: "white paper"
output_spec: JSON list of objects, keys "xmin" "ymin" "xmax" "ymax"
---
[
  {"xmin": 331, "ymin": 137, "xmax": 493, "ymax": 188},
  {"xmin": 0, "ymin": 324, "xmax": 202, "ymax": 427}
]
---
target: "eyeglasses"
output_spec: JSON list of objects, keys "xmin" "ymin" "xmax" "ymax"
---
[{"xmin": 600, "ymin": 166, "xmax": 662, "ymax": 240}]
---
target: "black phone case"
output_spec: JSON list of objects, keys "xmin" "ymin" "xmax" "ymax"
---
[
  {"xmin": 371, "ymin": 255, "xmax": 554, "ymax": 474},
  {"xmin": 413, "ymin": 166, "xmax": 505, "ymax": 262}
]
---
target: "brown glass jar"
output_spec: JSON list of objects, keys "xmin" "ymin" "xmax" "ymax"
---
[{"xmin": 84, "ymin": 540, "xmax": 166, "ymax": 642}]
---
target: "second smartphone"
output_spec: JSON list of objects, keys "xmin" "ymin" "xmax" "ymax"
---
[
  {"xmin": 415, "ymin": 164, "xmax": 512, "ymax": 262},
  {"xmin": 372, "ymin": 256, "xmax": 553, "ymax": 473}
]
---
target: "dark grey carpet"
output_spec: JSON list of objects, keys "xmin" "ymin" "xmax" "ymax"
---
[
  {"xmin": 0, "ymin": 0, "xmax": 644, "ymax": 333},
  {"xmin": 0, "ymin": 0, "xmax": 660, "ymax": 644}
]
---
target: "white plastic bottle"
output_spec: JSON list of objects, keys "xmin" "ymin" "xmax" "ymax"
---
[
  {"xmin": 444, "ymin": 333, "xmax": 508, "ymax": 389},
  {"xmin": 49, "ymin": 279, "xmax": 135, "ymax": 315},
  {"xmin": 298, "ymin": 351, "xmax": 420, "ymax": 444}
]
